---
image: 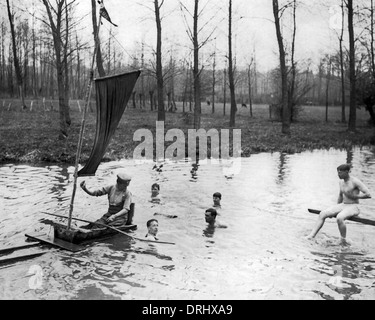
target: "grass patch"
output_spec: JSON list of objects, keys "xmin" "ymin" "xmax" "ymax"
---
[{"xmin": 0, "ymin": 99, "xmax": 374, "ymax": 164}]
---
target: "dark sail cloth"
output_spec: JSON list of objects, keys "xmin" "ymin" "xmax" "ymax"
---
[{"xmin": 78, "ymin": 71, "xmax": 141, "ymax": 177}]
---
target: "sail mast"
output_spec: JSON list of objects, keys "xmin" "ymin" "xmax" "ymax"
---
[{"xmin": 67, "ymin": 15, "xmax": 102, "ymax": 230}]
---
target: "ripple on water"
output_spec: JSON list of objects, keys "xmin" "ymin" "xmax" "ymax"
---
[{"xmin": 1, "ymin": 148, "xmax": 375, "ymax": 299}]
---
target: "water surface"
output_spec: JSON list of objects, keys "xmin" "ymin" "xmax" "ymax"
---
[{"xmin": 1, "ymin": 148, "xmax": 375, "ymax": 300}]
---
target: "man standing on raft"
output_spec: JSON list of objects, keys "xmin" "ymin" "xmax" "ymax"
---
[{"xmin": 306, "ymin": 164, "xmax": 371, "ymax": 244}]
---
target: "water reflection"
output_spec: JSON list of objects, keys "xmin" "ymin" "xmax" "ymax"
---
[
  {"xmin": 309, "ymin": 248, "xmax": 374, "ymax": 300},
  {"xmin": 190, "ymin": 161, "xmax": 199, "ymax": 181},
  {"xmin": 277, "ymin": 153, "xmax": 287, "ymax": 184},
  {"xmin": 1, "ymin": 147, "xmax": 375, "ymax": 300},
  {"xmin": 48, "ymin": 165, "xmax": 71, "ymax": 206},
  {"xmin": 346, "ymin": 148, "xmax": 354, "ymax": 165}
]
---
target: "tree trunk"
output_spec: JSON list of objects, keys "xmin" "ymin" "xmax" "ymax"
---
[
  {"xmin": 340, "ymin": 0, "xmax": 346, "ymax": 122},
  {"xmin": 149, "ymin": 90, "xmax": 154, "ymax": 111},
  {"xmin": 289, "ymin": 0, "xmax": 297, "ymax": 122},
  {"xmin": 63, "ymin": 1, "xmax": 71, "ymax": 126},
  {"xmin": 223, "ymin": 67, "xmax": 227, "ymax": 116},
  {"xmin": 183, "ymin": 61, "xmax": 189, "ymax": 113},
  {"xmin": 253, "ymin": 49, "xmax": 258, "ymax": 101},
  {"xmin": 248, "ymin": 63, "xmax": 253, "ymax": 118},
  {"xmin": 141, "ymin": 42, "xmax": 146, "ymax": 109},
  {"xmin": 31, "ymin": 17, "xmax": 37, "ymax": 98},
  {"xmin": 6, "ymin": 0, "xmax": 26, "ymax": 109},
  {"xmin": 272, "ymin": 0, "xmax": 290, "ymax": 135},
  {"xmin": 154, "ymin": 0, "xmax": 165, "ymax": 121},
  {"xmin": 42, "ymin": 0, "xmax": 72, "ymax": 139},
  {"xmin": 212, "ymin": 50, "xmax": 216, "ymax": 114},
  {"xmin": 325, "ymin": 57, "xmax": 332, "ymax": 122},
  {"xmin": 347, "ymin": 0, "xmax": 357, "ymax": 132},
  {"xmin": 193, "ymin": 0, "xmax": 201, "ymax": 129},
  {"xmin": 228, "ymin": 0, "xmax": 237, "ymax": 127}
]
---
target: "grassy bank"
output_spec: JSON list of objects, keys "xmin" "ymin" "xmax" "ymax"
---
[{"xmin": 0, "ymin": 99, "xmax": 374, "ymax": 164}]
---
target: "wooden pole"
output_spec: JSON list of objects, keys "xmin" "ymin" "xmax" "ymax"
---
[
  {"xmin": 67, "ymin": 16, "xmax": 102, "ymax": 230},
  {"xmin": 43, "ymin": 212, "xmax": 176, "ymax": 245},
  {"xmin": 308, "ymin": 209, "xmax": 375, "ymax": 226},
  {"xmin": 0, "ymin": 251, "xmax": 48, "ymax": 265},
  {"xmin": 0, "ymin": 242, "xmax": 41, "ymax": 255}
]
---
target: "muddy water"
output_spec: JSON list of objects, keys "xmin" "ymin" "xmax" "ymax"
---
[{"xmin": 0, "ymin": 147, "xmax": 375, "ymax": 300}]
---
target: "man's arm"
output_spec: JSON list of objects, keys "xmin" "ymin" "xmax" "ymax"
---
[
  {"xmin": 108, "ymin": 208, "xmax": 129, "ymax": 221},
  {"xmin": 354, "ymin": 178, "xmax": 372, "ymax": 199},
  {"xmin": 80, "ymin": 181, "xmax": 109, "ymax": 197},
  {"xmin": 337, "ymin": 189, "xmax": 343, "ymax": 204}
]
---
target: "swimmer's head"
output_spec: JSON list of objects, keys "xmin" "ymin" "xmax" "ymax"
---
[
  {"xmin": 337, "ymin": 164, "xmax": 351, "ymax": 179},
  {"xmin": 147, "ymin": 219, "xmax": 159, "ymax": 236},
  {"xmin": 205, "ymin": 208, "xmax": 217, "ymax": 223},
  {"xmin": 213, "ymin": 192, "xmax": 221, "ymax": 206},
  {"xmin": 151, "ymin": 183, "xmax": 160, "ymax": 197}
]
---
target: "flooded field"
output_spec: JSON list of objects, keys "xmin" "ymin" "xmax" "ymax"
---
[{"xmin": 1, "ymin": 147, "xmax": 375, "ymax": 300}]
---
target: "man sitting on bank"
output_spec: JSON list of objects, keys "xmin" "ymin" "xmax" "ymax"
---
[{"xmin": 80, "ymin": 172, "xmax": 133, "ymax": 229}]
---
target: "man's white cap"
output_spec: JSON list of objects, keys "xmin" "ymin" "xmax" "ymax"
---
[{"xmin": 117, "ymin": 172, "xmax": 132, "ymax": 182}]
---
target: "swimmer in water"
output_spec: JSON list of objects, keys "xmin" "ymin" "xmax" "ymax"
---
[
  {"xmin": 151, "ymin": 183, "xmax": 161, "ymax": 204},
  {"xmin": 145, "ymin": 219, "xmax": 159, "ymax": 241},
  {"xmin": 205, "ymin": 208, "xmax": 227, "ymax": 228},
  {"xmin": 213, "ymin": 192, "xmax": 222, "ymax": 208}
]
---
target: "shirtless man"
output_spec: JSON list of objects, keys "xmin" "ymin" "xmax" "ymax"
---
[
  {"xmin": 306, "ymin": 164, "xmax": 371, "ymax": 243},
  {"xmin": 205, "ymin": 208, "xmax": 227, "ymax": 228}
]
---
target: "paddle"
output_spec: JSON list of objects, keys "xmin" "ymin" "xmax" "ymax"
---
[
  {"xmin": 308, "ymin": 209, "xmax": 375, "ymax": 227},
  {"xmin": 42, "ymin": 212, "xmax": 176, "ymax": 245},
  {"xmin": 0, "ymin": 251, "xmax": 48, "ymax": 265},
  {"xmin": 0, "ymin": 242, "xmax": 41, "ymax": 255}
]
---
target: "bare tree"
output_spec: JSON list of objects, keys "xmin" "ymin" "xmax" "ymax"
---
[
  {"xmin": 247, "ymin": 58, "xmax": 254, "ymax": 118},
  {"xmin": 228, "ymin": 0, "xmax": 237, "ymax": 127},
  {"xmin": 339, "ymin": 0, "xmax": 346, "ymax": 123},
  {"xmin": 141, "ymin": 42, "xmax": 146, "ymax": 109},
  {"xmin": 324, "ymin": 55, "xmax": 332, "ymax": 122},
  {"xmin": 211, "ymin": 48, "xmax": 216, "ymax": 114},
  {"xmin": 347, "ymin": 0, "xmax": 357, "ymax": 132},
  {"xmin": 288, "ymin": 0, "xmax": 297, "ymax": 122},
  {"xmin": 6, "ymin": 0, "xmax": 26, "ymax": 109},
  {"xmin": 41, "ymin": 0, "xmax": 78, "ymax": 139},
  {"xmin": 31, "ymin": 4, "xmax": 38, "ymax": 97},
  {"xmin": 192, "ymin": 0, "xmax": 202, "ymax": 128},
  {"xmin": 182, "ymin": 59, "xmax": 191, "ymax": 113},
  {"xmin": 154, "ymin": 0, "xmax": 165, "ymax": 121},
  {"xmin": 180, "ymin": 0, "xmax": 218, "ymax": 128},
  {"xmin": 223, "ymin": 63, "xmax": 227, "ymax": 116},
  {"xmin": 0, "ymin": 22, "xmax": 6, "ymax": 93},
  {"xmin": 272, "ymin": 0, "xmax": 290, "ymax": 135}
]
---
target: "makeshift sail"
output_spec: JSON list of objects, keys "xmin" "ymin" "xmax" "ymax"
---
[{"xmin": 78, "ymin": 70, "xmax": 140, "ymax": 176}]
